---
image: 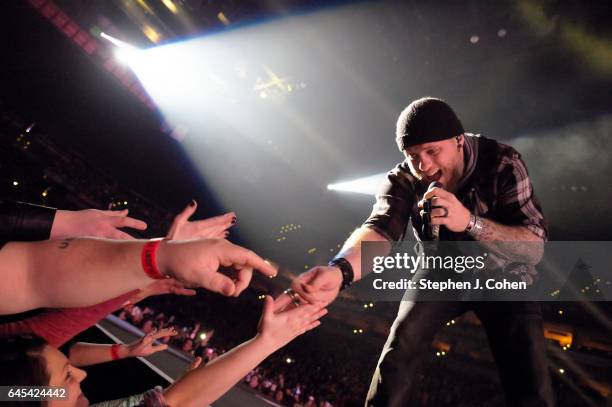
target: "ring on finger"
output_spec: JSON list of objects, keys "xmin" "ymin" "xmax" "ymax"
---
[
  {"xmin": 283, "ymin": 288, "xmax": 302, "ymax": 307},
  {"xmin": 433, "ymin": 205, "xmax": 449, "ymax": 218}
]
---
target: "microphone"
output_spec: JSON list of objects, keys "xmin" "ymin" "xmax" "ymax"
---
[{"xmin": 422, "ymin": 181, "xmax": 443, "ymax": 241}]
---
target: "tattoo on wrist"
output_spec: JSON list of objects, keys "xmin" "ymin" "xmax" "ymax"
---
[
  {"xmin": 467, "ymin": 220, "xmax": 543, "ymax": 264},
  {"xmin": 58, "ymin": 238, "xmax": 75, "ymax": 249}
]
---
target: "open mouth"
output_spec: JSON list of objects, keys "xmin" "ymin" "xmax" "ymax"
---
[{"xmin": 425, "ymin": 169, "xmax": 443, "ymax": 183}]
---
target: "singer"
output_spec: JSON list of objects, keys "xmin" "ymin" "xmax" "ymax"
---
[{"xmin": 276, "ymin": 97, "xmax": 552, "ymax": 406}]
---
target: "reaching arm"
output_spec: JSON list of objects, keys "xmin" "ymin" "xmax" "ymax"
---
[
  {"xmin": 164, "ymin": 297, "xmax": 325, "ymax": 407},
  {"xmin": 69, "ymin": 343, "xmax": 126, "ymax": 367},
  {"xmin": 50, "ymin": 209, "xmax": 147, "ymax": 240},
  {"xmin": 165, "ymin": 200, "xmax": 236, "ymax": 240},
  {"xmin": 335, "ymin": 226, "xmax": 392, "ymax": 282},
  {"xmin": 165, "ymin": 336, "xmax": 274, "ymax": 407},
  {"xmin": 273, "ymin": 227, "xmax": 391, "ymax": 310},
  {"xmin": 69, "ymin": 328, "xmax": 175, "ymax": 367},
  {"xmin": 1, "ymin": 238, "xmax": 152, "ymax": 314},
  {"xmin": 0, "ymin": 238, "xmax": 276, "ymax": 315}
]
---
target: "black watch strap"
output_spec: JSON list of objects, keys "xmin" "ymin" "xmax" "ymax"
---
[{"xmin": 328, "ymin": 257, "xmax": 354, "ymax": 291}]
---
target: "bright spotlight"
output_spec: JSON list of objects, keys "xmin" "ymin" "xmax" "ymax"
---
[
  {"xmin": 327, "ymin": 173, "xmax": 386, "ymax": 195},
  {"xmin": 115, "ymin": 48, "xmax": 139, "ymax": 64},
  {"xmin": 100, "ymin": 32, "xmax": 141, "ymax": 64}
]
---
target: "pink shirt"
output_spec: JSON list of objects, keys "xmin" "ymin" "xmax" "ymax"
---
[{"xmin": 0, "ymin": 291, "xmax": 136, "ymax": 347}]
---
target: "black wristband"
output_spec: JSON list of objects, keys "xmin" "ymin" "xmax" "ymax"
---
[{"xmin": 328, "ymin": 257, "xmax": 354, "ymax": 291}]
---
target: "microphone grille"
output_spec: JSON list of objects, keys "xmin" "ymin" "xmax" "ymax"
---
[{"xmin": 428, "ymin": 181, "xmax": 443, "ymax": 191}]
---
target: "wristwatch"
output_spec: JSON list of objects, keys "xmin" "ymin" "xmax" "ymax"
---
[{"xmin": 465, "ymin": 214, "xmax": 484, "ymax": 238}]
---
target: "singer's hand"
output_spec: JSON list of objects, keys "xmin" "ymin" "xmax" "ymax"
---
[{"xmin": 419, "ymin": 187, "xmax": 471, "ymax": 232}]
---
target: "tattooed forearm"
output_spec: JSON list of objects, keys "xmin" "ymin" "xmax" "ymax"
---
[
  {"xmin": 58, "ymin": 237, "xmax": 76, "ymax": 249},
  {"xmin": 476, "ymin": 219, "xmax": 544, "ymax": 265}
]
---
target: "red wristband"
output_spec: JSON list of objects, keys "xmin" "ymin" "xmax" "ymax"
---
[
  {"xmin": 110, "ymin": 344, "xmax": 121, "ymax": 360},
  {"xmin": 141, "ymin": 239, "xmax": 165, "ymax": 280}
]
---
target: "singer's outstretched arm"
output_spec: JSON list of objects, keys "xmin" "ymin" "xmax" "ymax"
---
[
  {"xmin": 335, "ymin": 227, "xmax": 391, "ymax": 282},
  {"xmin": 273, "ymin": 227, "xmax": 390, "ymax": 309}
]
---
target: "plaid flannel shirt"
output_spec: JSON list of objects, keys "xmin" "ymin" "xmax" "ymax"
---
[{"xmin": 363, "ymin": 134, "xmax": 547, "ymax": 284}]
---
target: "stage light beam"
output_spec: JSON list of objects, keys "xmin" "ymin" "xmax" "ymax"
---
[
  {"xmin": 327, "ymin": 173, "xmax": 386, "ymax": 196},
  {"xmin": 100, "ymin": 32, "xmax": 136, "ymax": 50},
  {"xmin": 161, "ymin": 0, "xmax": 178, "ymax": 14}
]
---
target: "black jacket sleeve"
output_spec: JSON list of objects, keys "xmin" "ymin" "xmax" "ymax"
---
[{"xmin": 0, "ymin": 200, "xmax": 57, "ymax": 242}]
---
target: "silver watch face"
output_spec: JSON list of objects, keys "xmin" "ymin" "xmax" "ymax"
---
[
  {"xmin": 466, "ymin": 214, "xmax": 476, "ymax": 232},
  {"xmin": 467, "ymin": 216, "xmax": 484, "ymax": 237},
  {"xmin": 474, "ymin": 217, "xmax": 484, "ymax": 232}
]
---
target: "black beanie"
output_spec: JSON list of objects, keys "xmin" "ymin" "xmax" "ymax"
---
[{"xmin": 395, "ymin": 97, "xmax": 464, "ymax": 151}]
